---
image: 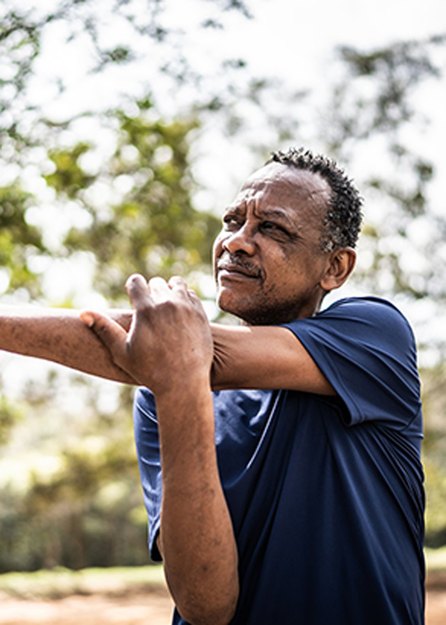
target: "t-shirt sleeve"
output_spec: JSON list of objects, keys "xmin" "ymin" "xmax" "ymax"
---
[
  {"xmin": 133, "ymin": 387, "xmax": 163, "ymax": 562},
  {"xmin": 282, "ymin": 297, "xmax": 422, "ymax": 430}
]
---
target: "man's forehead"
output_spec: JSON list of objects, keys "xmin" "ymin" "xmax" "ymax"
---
[
  {"xmin": 245, "ymin": 161, "xmax": 326, "ymax": 190},
  {"xmin": 232, "ymin": 162, "xmax": 330, "ymax": 211}
]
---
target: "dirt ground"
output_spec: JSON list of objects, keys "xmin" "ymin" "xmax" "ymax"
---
[
  {"xmin": 0, "ymin": 575, "xmax": 445, "ymax": 624},
  {"xmin": 0, "ymin": 587, "xmax": 174, "ymax": 625}
]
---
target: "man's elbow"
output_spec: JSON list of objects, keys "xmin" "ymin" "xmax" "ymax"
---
[{"xmin": 177, "ymin": 588, "xmax": 238, "ymax": 625}]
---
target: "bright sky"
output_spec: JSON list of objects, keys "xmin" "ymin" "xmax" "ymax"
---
[
  {"xmin": 30, "ymin": 0, "xmax": 446, "ymax": 114},
  {"xmin": 227, "ymin": 0, "xmax": 445, "ymax": 81}
]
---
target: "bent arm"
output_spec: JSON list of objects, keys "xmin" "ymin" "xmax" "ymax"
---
[
  {"xmin": 156, "ymin": 382, "xmax": 239, "ymax": 625},
  {"xmin": 85, "ymin": 276, "xmax": 239, "ymax": 624},
  {"xmin": 0, "ymin": 307, "xmax": 133, "ymax": 383}
]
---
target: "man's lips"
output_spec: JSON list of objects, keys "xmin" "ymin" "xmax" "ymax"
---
[{"xmin": 217, "ymin": 262, "xmax": 261, "ymax": 280}]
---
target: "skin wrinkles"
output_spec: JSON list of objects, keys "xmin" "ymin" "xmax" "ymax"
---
[
  {"xmin": 233, "ymin": 169, "xmax": 330, "ymax": 237},
  {"xmin": 213, "ymin": 162, "xmax": 335, "ymax": 325},
  {"xmin": 223, "ymin": 204, "xmax": 304, "ymax": 247}
]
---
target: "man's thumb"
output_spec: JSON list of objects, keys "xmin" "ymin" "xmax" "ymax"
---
[{"xmin": 80, "ymin": 310, "xmax": 128, "ymax": 364}]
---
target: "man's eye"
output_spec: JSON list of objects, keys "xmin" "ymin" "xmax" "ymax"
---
[
  {"xmin": 261, "ymin": 221, "xmax": 287, "ymax": 235},
  {"xmin": 223, "ymin": 216, "xmax": 240, "ymax": 229}
]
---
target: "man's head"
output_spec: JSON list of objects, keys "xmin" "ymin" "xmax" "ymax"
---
[{"xmin": 213, "ymin": 147, "xmax": 363, "ymax": 325}]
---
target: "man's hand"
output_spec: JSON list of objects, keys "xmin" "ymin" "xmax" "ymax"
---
[{"xmin": 81, "ymin": 274, "xmax": 213, "ymax": 395}]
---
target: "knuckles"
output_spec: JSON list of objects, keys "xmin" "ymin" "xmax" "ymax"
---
[{"xmin": 136, "ymin": 296, "xmax": 205, "ymax": 322}]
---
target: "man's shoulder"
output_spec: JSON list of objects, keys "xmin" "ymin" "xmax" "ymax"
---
[
  {"xmin": 283, "ymin": 295, "xmax": 417, "ymax": 358},
  {"xmin": 318, "ymin": 296, "xmax": 414, "ymax": 336},
  {"xmin": 314, "ymin": 296, "xmax": 416, "ymax": 358},
  {"xmin": 322, "ymin": 295, "xmax": 404, "ymax": 317}
]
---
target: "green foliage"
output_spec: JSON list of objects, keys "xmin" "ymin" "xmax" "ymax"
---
[
  {"xmin": 422, "ymin": 365, "xmax": 446, "ymax": 546},
  {"xmin": 0, "ymin": 2, "xmax": 240, "ymax": 571},
  {"xmin": 0, "ymin": 394, "xmax": 23, "ymax": 447},
  {"xmin": 0, "ymin": 565, "xmax": 165, "ymax": 598},
  {"xmin": 425, "ymin": 460, "xmax": 446, "ymax": 547},
  {"xmin": 44, "ymin": 101, "xmax": 221, "ymax": 299},
  {"xmin": 324, "ymin": 35, "xmax": 446, "ymax": 152},
  {"xmin": 0, "ymin": 7, "xmax": 41, "ymax": 135},
  {"xmin": 0, "ymin": 184, "xmax": 46, "ymax": 295},
  {"xmin": 45, "ymin": 143, "xmax": 96, "ymax": 198},
  {"xmin": 334, "ymin": 36, "xmax": 444, "ymax": 135},
  {"xmin": 321, "ymin": 36, "xmax": 446, "ymax": 322},
  {"xmin": 0, "ymin": 429, "xmax": 147, "ymax": 571}
]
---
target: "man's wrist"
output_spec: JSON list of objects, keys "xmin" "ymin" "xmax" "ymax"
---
[
  {"xmin": 154, "ymin": 371, "xmax": 212, "ymax": 402},
  {"xmin": 155, "ymin": 377, "xmax": 215, "ymax": 463}
]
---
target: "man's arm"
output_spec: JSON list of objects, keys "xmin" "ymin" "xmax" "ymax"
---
[
  {"xmin": 1, "ymin": 304, "xmax": 333, "ymax": 394},
  {"xmin": 155, "ymin": 381, "xmax": 239, "ymax": 625},
  {"xmin": 211, "ymin": 323, "xmax": 335, "ymax": 395},
  {"xmin": 0, "ymin": 307, "xmax": 134, "ymax": 383},
  {"xmin": 86, "ymin": 275, "xmax": 239, "ymax": 625}
]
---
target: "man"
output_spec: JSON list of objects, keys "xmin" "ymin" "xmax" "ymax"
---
[{"xmin": 0, "ymin": 148, "xmax": 424, "ymax": 625}]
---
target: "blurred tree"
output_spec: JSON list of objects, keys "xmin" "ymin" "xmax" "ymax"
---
[
  {"xmin": 1, "ymin": 0, "xmax": 446, "ymax": 567},
  {"xmin": 0, "ymin": 371, "xmax": 149, "ymax": 572},
  {"xmin": 0, "ymin": 393, "xmax": 23, "ymax": 447},
  {"xmin": 0, "ymin": 185, "xmax": 47, "ymax": 297},
  {"xmin": 0, "ymin": 0, "xmax": 297, "ymax": 173},
  {"xmin": 0, "ymin": 0, "xmax": 300, "ymax": 295},
  {"xmin": 0, "ymin": 431, "xmax": 147, "ymax": 571},
  {"xmin": 0, "ymin": 92, "xmax": 223, "ymax": 570},
  {"xmin": 47, "ymin": 100, "xmax": 220, "ymax": 300},
  {"xmin": 321, "ymin": 35, "xmax": 446, "ymax": 328},
  {"xmin": 421, "ymin": 364, "xmax": 446, "ymax": 547}
]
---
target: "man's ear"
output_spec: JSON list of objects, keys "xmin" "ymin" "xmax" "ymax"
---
[{"xmin": 319, "ymin": 247, "xmax": 356, "ymax": 292}]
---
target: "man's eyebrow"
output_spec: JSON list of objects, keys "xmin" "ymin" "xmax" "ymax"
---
[
  {"xmin": 260, "ymin": 208, "xmax": 299, "ymax": 228},
  {"xmin": 222, "ymin": 204, "xmax": 243, "ymax": 215}
]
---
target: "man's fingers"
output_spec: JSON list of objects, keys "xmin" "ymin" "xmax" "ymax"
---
[
  {"xmin": 80, "ymin": 310, "xmax": 128, "ymax": 366},
  {"xmin": 169, "ymin": 276, "xmax": 187, "ymax": 290},
  {"xmin": 124, "ymin": 273, "xmax": 199, "ymax": 315},
  {"xmin": 125, "ymin": 273, "xmax": 150, "ymax": 306},
  {"xmin": 148, "ymin": 277, "xmax": 172, "ymax": 303},
  {"xmin": 169, "ymin": 276, "xmax": 197, "ymax": 301}
]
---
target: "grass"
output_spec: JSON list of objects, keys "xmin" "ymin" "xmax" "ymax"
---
[
  {"xmin": 0, "ymin": 565, "xmax": 166, "ymax": 599},
  {"xmin": 1, "ymin": 548, "xmax": 446, "ymax": 599}
]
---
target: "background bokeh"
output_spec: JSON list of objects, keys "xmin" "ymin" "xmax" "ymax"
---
[{"xmin": 0, "ymin": 0, "xmax": 445, "ymax": 573}]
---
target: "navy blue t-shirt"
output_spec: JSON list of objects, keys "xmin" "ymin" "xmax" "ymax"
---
[{"xmin": 133, "ymin": 297, "xmax": 425, "ymax": 625}]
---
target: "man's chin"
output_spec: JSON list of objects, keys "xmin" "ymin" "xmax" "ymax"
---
[{"xmin": 216, "ymin": 291, "xmax": 248, "ymax": 320}]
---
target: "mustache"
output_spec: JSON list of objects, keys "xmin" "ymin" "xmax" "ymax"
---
[{"xmin": 216, "ymin": 254, "xmax": 262, "ymax": 279}]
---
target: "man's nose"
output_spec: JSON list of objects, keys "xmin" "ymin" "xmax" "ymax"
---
[{"xmin": 222, "ymin": 224, "xmax": 256, "ymax": 255}]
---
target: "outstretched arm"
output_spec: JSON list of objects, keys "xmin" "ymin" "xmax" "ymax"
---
[
  {"xmin": 82, "ymin": 311, "xmax": 334, "ymax": 395},
  {"xmin": 1, "ymin": 297, "xmax": 333, "ymax": 394},
  {"xmin": 0, "ymin": 307, "xmax": 134, "ymax": 383}
]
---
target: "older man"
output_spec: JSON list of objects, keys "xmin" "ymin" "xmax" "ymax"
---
[{"xmin": 0, "ymin": 148, "xmax": 424, "ymax": 625}]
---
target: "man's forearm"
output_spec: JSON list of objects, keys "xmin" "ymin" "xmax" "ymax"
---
[
  {"xmin": 157, "ymin": 381, "xmax": 239, "ymax": 625},
  {"xmin": 0, "ymin": 308, "xmax": 133, "ymax": 384}
]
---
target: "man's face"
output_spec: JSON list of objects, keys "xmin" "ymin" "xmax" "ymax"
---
[{"xmin": 213, "ymin": 162, "xmax": 333, "ymax": 325}]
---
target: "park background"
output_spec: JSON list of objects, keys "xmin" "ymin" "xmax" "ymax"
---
[{"xmin": 1, "ymin": 0, "xmax": 446, "ymax": 623}]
